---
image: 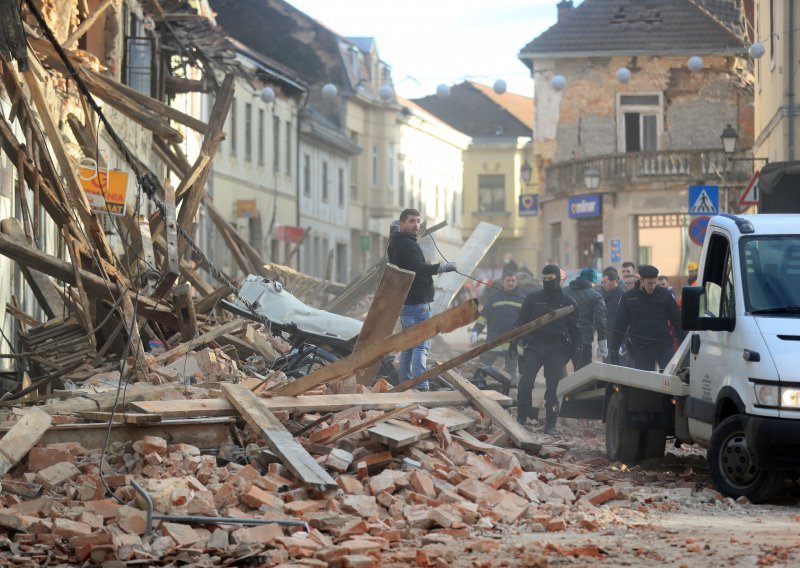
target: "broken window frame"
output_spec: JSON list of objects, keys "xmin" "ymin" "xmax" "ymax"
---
[{"xmin": 616, "ymin": 92, "xmax": 663, "ymax": 154}]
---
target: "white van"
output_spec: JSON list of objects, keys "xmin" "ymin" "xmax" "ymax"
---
[{"xmin": 558, "ymin": 214, "xmax": 800, "ymax": 502}]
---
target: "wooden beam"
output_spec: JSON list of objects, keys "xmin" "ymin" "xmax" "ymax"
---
[
  {"xmin": 0, "ymin": 408, "xmax": 52, "ymax": 476},
  {"xmin": 431, "ymin": 221, "xmax": 502, "ymax": 314},
  {"xmin": 36, "ymin": 384, "xmax": 179, "ymax": 415},
  {"xmin": 63, "ymin": 0, "xmax": 116, "ymax": 49},
  {"xmin": 77, "ymin": 410, "xmax": 162, "ymax": 424},
  {"xmin": 0, "ymin": 219, "xmax": 65, "ymax": 319},
  {"xmin": 152, "ymin": 183, "xmax": 180, "ymax": 299},
  {"xmin": 153, "ymin": 319, "xmax": 245, "ymax": 364},
  {"xmin": 392, "ymin": 305, "xmax": 574, "ymax": 393},
  {"xmin": 177, "ymin": 73, "xmax": 235, "ymax": 260},
  {"xmin": 172, "ymin": 284, "xmax": 198, "ymax": 341},
  {"xmin": 22, "ymin": 61, "xmax": 114, "ymax": 263},
  {"xmin": 352, "ymin": 264, "xmax": 414, "ymax": 386},
  {"xmin": 322, "ymin": 403, "xmax": 418, "ymax": 444},
  {"xmin": 271, "ymin": 299, "xmax": 480, "ymax": 397},
  {"xmin": 442, "ymin": 369, "xmax": 541, "ymax": 452},
  {"xmin": 195, "ymin": 284, "xmax": 234, "ymax": 314},
  {"xmin": 221, "ymin": 383, "xmax": 336, "ymax": 487},
  {"xmin": 130, "ymin": 389, "xmax": 512, "ymax": 417},
  {"xmin": 0, "ymin": 231, "xmax": 178, "ymax": 328}
]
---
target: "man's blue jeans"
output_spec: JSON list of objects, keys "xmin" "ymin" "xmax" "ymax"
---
[{"xmin": 398, "ymin": 303, "xmax": 431, "ymax": 389}]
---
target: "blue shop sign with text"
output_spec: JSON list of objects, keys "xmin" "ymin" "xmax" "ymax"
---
[
  {"xmin": 568, "ymin": 194, "xmax": 602, "ymax": 219},
  {"xmin": 518, "ymin": 194, "xmax": 538, "ymax": 217}
]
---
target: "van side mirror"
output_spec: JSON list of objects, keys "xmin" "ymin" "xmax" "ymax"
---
[{"xmin": 681, "ymin": 286, "xmax": 734, "ymax": 332}]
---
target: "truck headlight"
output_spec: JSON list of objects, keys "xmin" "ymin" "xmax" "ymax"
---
[
  {"xmin": 781, "ymin": 387, "xmax": 800, "ymax": 408},
  {"xmin": 754, "ymin": 384, "xmax": 780, "ymax": 406}
]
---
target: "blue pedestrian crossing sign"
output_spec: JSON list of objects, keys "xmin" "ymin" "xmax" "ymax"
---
[{"xmin": 688, "ymin": 185, "xmax": 719, "ymax": 215}]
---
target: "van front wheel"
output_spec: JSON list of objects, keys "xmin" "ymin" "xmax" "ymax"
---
[{"xmin": 708, "ymin": 415, "xmax": 783, "ymax": 504}]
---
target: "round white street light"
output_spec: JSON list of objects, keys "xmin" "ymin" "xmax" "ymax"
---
[
  {"xmin": 260, "ymin": 87, "xmax": 275, "ymax": 103},
  {"xmin": 687, "ymin": 55, "xmax": 704, "ymax": 72},
  {"xmin": 322, "ymin": 83, "xmax": 338, "ymax": 100},
  {"xmin": 493, "ymin": 79, "xmax": 507, "ymax": 95},
  {"xmin": 436, "ymin": 83, "xmax": 451, "ymax": 98},
  {"xmin": 551, "ymin": 74, "xmax": 566, "ymax": 91},
  {"xmin": 615, "ymin": 67, "xmax": 631, "ymax": 84},
  {"xmin": 749, "ymin": 41, "xmax": 766, "ymax": 59},
  {"xmin": 378, "ymin": 84, "xmax": 394, "ymax": 102}
]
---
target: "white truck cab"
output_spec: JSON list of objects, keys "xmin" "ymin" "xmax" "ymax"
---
[{"xmin": 558, "ymin": 213, "xmax": 800, "ymax": 502}]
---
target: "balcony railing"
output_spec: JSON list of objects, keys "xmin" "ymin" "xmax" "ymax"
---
[{"xmin": 545, "ymin": 149, "xmax": 754, "ymax": 195}]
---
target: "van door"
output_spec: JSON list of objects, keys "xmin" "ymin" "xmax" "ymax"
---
[{"xmin": 688, "ymin": 231, "xmax": 738, "ymax": 442}]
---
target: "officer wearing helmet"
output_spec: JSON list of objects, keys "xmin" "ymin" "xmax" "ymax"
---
[{"xmin": 508, "ymin": 264, "xmax": 578, "ymax": 435}]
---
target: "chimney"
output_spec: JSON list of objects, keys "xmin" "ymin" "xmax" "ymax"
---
[{"xmin": 557, "ymin": 0, "xmax": 574, "ymax": 21}]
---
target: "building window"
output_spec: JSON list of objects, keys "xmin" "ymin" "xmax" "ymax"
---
[
  {"xmin": 478, "ymin": 174, "xmax": 505, "ymax": 212},
  {"xmin": 244, "ymin": 103, "xmax": 252, "ymax": 162},
  {"xmin": 123, "ymin": 14, "xmax": 154, "ymax": 97},
  {"xmin": 350, "ymin": 130, "xmax": 359, "ymax": 200},
  {"xmin": 551, "ymin": 222, "xmax": 562, "ymax": 266},
  {"xmin": 388, "ymin": 143, "xmax": 395, "ymax": 188},
  {"xmin": 285, "ymin": 120, "xmax": 292, "ymax": 174},
  {"xmin": 272, "ymin": 115, "xmax": 280, "ymax": 171},
  {"xmin": 769, "ymin": 0, "xmax": 775, "ymax": 65},
  {"xmin": 398, "ymin": 169, "xmax": 405, "ymax": 207},
  {"xmin": 617, "ymin": 93, "xmax": 662, "ymax": 153},
  {"xmin": 322, "ymin": 161, "xmax": 329, "ymax": 202},
  {"xmin": 230, "ymin": 97, "xmax": 237, "ymax": 156},
  {"xmin": 303, "ymin": 154, "xmax": 310, "ymax": 196},
  {"xmin": 258, "ymin": 109, "xmax": 265, "ymax": 164},
  {"xmin": 338, "ymin": 167, "xmax": 345, "ymax": 206},
  {"xmin": 451, "ymin": 190, "xmax": 457, "ymax": 224},
  {"xmin": 372, "ymin": 145, "xmax": 379, "ymax": 185}
]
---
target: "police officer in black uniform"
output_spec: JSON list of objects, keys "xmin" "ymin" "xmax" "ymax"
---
[
  {"xmin": 508, "ymin": 264, "xmax": 578, "ymax": 435},
  {"xmin": 609, "ymin": 264, "xmax": 684, "ymax": 371}
]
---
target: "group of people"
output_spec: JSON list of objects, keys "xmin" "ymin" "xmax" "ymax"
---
[{"xmin": 386, "ymin": 208, "xmax": 687, "ymax": 435}]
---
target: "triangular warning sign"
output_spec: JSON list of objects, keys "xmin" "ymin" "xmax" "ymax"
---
[
  {"xmin": 739, "ymin": 170, "xmax": 760, "ymax": 207},
  {"xmin": 690, "ymin": 188, "xmax": 717, "ymax": 214}
]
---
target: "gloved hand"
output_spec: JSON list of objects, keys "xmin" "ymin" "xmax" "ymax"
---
[
  {"xmin": 438, "ymin": 262, "xmax": 457, "ymax": 273},
  {"xmin": 469, "ymin": 331, "xmax": 479, "ymax": 344},
  {"xmin": 595, "ymin": 339, "xmax": 608, "ymax": 358},
  {"xmin": 507, "ymin": 342, "xmax": 518, "ymax": 360}
]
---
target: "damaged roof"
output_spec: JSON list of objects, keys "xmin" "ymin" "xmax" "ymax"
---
[
  {"xmin": 411, "ymin": 81, "xmax": 532, "ymax": 139},
  {"xmin": 519, "ymin": 0, "xmax": 746, "ymax": 63}
]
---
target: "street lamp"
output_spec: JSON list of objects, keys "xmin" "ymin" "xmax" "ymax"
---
[
  {"xmin": 583, "ymin": 166, "xmax": 600, "ymax": 190},
  {"xmin": 520, "ymin": 160, "xmax": 532, "ymax": 184},
  {"xmin": 720, "ymin": 124, "xmax": 769, "ymax": 164}
]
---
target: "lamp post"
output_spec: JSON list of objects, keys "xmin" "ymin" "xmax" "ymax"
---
[
  {"xmin": 583, "ymin": 166, "xmax": 600, "ymax": 190},
  {"xmin": 720, "ymin": 124, "xmax": 769, "ymax": 164},
  {"xmin": 520, "ymin": 160, "xmax": 532, "ymax": 185}
]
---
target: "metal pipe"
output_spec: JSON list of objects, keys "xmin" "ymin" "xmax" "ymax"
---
[
  {"xmin": 789, "ymin": 0, "xmax": 796, "ymax": 161},
  {"xmin": 130, "ymin": 479, "xmax": 309, "ymax": 535}
]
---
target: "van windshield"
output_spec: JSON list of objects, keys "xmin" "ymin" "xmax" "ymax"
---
[{"xmin": 740, "ymin": 236, "xmax": 800, "ymax": 314}]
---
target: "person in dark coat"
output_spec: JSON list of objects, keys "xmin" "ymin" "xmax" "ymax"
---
[
  {"xmin": 470, "ymin": 271, "xmax": 524, "ymax": 383},
  {"xmin": 564, "ymin": 268, "xmax": 607, "ymax": 370},
  {"xmin": 508, "ymin": 264, "xmax": 578, "ymax": 435},
  {"xmin": 387, "ymin": 209, "xmax": 457, "ymax": 389},
  {"xmin": 609, "ymin": 264, "xmax": 684, "ymax": 371},
  {"xmin": 600, "ymin": 267, "xmax": 625, "ymax": 363}
]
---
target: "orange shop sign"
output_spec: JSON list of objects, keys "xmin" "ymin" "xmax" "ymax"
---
[{"xmin": 78, "ymin": 164, "xmax": 131, "ymax": 217}]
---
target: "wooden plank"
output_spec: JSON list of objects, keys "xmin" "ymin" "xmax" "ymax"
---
[
  {"xmin": 322, "ymin": 403, "xmax": 418, "ymax": 444},
  {"xmin": 0, "ymin": 219, "xmax": 66, "ymax": 319},
  {"xmin": 172, "ymin": 284, "xmax": 198, "ymax": 341},
  {"xmin": 0, "ymin": 408, "xmax": 52, "ymax": 476},
  {"xmin": 392, "ymin": 305, "xmax": 574, "ymax": 392},
  {"xmin": 368, "ymin": 420, "xmax": 430, "ymax": 448},
  {"xmin": 77, "ymin": 411, "xmax": 163, "ymax": 424},
  {"xmin": 221, "ymin": 383, "xmax": 335, "ymax": 487},
  {"xmin": 2, "ymin": 418, "xmax": 235, "ymax": 450},
  {"xmin": 195, "ymin": 284, "xmax": 234, "ymax": 314},
  {"xmin": 271, "ymin": 299, "xmax": 480, "ymax": 397},
  {"xmin": 351, "ymin": 264, "xmax": 414, "ymax": 387},
  {"xmin": 63, "ymin": 0, "xmax": 115, "ymax": 49},
  {"xmin": 442, "ymin": 369, "xmax": 541, "ymax": 452},
  {"xmin": 153, "ymin": 319, "xmax": 244, "ymax": 364},
  {"xmin": 430, "ymin": 221, "xmax": 502, "ymax": 315},
  {"xmin": 177, "ymin": 73, "xmax": 235, "ymax": 260},
  {"xmin": 367, "ymin": 407, "xmax": 475, "ymax": 448},
  {"xmin": 130, "ymin": 389, "xmax": 513, "ymax": 417},
  {"xmin": 36, "ymin": 384, "xmax": 179, "ymax": 415}
]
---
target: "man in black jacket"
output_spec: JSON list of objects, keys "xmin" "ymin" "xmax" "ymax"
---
[
  {"xmin": 600, "ymin": 267, "xmax": 625, "ymax": 363},
  {"xmin": 508, "ymin": 264, "xmax": 578, "ymax": 435},
  {"xmin": 387, "ymin": 209, "xmax": 456, "ymax": 390},
  {"xmin": 469, "ymin": 270, "xmax": 524, "ymax": 383},
  {"xmin": 564, "ymin": 268, "xmax": 607, "ymax": 370},
  {"xmin": 609, "ymin": 264, "xmax": 683, "ymax": 371}
]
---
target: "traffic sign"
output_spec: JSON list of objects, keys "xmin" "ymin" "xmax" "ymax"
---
[
  {"xmin": 689, "ymin": 185, "xmax": 718, "ymax": 215},
  {"xmin": 689, "ymin": 216, "xmax": 711, "ymax": 246},
  {"xmin": 739, "ymin": 170, "xmax": 760, "ymax": 207},
  {"xmin": 518, "ymin": 194, "xmax": 538, "ymax": 216}
]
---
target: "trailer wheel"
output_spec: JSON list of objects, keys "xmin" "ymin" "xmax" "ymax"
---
[
  {"xmin": 708, "ymin": 415, "xmax": 784, "ymax": 504},
  {"xmin": 605, "ymin": 390, "xmax": 641, "ymax": 464}
]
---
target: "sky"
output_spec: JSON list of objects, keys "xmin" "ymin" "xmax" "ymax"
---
[{"xmin": 286, "ymin": 0, "xmax": 578, "ymax": 100}]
